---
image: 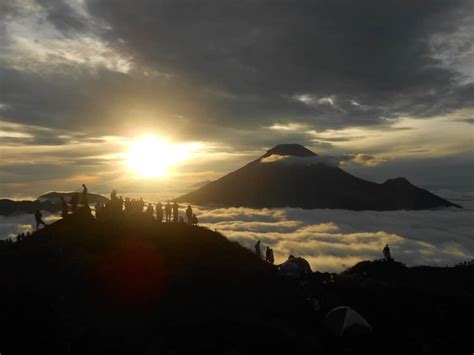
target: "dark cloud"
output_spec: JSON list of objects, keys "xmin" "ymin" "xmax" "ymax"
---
[
  {"xmin": 0, "ymin": 163, "xmax": 83, "ymax": 183},
  {"xmin": 0, "ymin": 120, "xmax": 111, "ymax": 147},
  {"xmin": 37, "ymin": 0, "xmax": 88, "ymax": 34},
  {"xmin": 0, "ymin": 0, "xmax": 473, "ymax": 146},
  {"xmin": 344, "ymin": 154, "xmax": 474, "ymax": 188},
  {"xmin": 82, "ymin": 0, "xmax": 473, "ymax": 130}
]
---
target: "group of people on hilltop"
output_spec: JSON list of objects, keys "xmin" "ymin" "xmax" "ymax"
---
[
  {"xmin": 94, "ymin": 191, "xmax": 198, "ymax": 225},
  {"xmin": 59, "ymin": 183, "xmax": 89, "ymax": 217},
  {"xmin": 33, "ymin": 185, "xmax": 200, "ymax": 231},
  {"xmin": 1, "ymin": 231, "xmax": 33, "ymax": 249},
  {"xmin": 254, "ymin": 240, "xmax": 275, "ymax": 264}
]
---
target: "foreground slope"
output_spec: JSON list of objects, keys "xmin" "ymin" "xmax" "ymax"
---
[
  {"xmin": 0, "ymin": 214, "xmax": 473, "ymax": 354},
  {"xmin": 176, "ymin": 144, "xmax": 460, "ymax": 210},
  {"xmin": 0, "ymin": 213, "xmax": 305, "ymax": 354}
]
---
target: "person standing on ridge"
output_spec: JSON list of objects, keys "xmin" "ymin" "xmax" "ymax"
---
[
  {"xmin": 172, "ymin": 202, "xmax": 179, "ymax": 222},
  {"xmin": 266, "ymin": 246, "xmax": 274, "ymax": 264},
  {"xmin": 156, "ymin": 202, "xmax": 163, "ymax": 222},
  {"xmin": 95, "ymin": 202, "xmax": 103, "ymax": 219},
  {"xmin": 60, "ymin": 197, "xmax": 68, "ymax": 218},
  {"xmin": 81, "ymin": 184, "xmax": 88, "ymax": 206},
  {"xmin": 138, "ymin": 198, "xmax": 145, "ymax": 213},
  {"xmin": 34, "ymin": 210, "xmax": 46, "ymax": 231},
  {"xmin": 383, "ymin": 244, "xmax": 392, "ymax": 261},
  {"xmin": 69, "ymin": 192, "xmax": 79, "ymax": 213},
  {"xmin": 186, "ymin": 205, "xmax": 193, "ymax": 224},
  {"xmin": 255, "ymin": 241, "xmax": 262, "ymax": 259},
  {"xmin": 165, "ymin": 202, "xmax": 172, "ymax": 222},
  {"xmin": 146, "ymin": 204, "xmax": 154, "ymax": 220}
]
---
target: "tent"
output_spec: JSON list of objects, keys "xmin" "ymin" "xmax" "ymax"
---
[
  {"xmin": 278, "ymin": 256, "xmax": 312, "ymax": 278},
  {"xmin": 325, "ymin": 306, "xmax": 372, "ymax": 336}
]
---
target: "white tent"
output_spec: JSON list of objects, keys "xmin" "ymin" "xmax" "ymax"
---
[
  {"xmin": 278, "ymin": 256, "xmax": 312, "ymax": 278},
  {"xmin": 325, "ymin": 306, "xmax": 372, "ymax": 336}
]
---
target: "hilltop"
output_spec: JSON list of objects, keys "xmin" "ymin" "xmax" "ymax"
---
[
  {"xmin": 0, "ymin": 212, "xmax": 301, "ymax": 354},
  {"xmin": 177, "ymin": 144, "xmax": 460, "ymax": 210},
  {"xmin": 0, "ymin": 212, "xmax": 472, "ymax": 354}
]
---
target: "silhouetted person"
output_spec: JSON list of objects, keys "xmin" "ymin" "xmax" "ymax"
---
[
  {"xmin": 108, "ymin": 193, "xmax": 123, "ymax": 218},
  {"xmin": 156, "ymin": 202, "xmax": 163, "ymax": 222},
  {"xmin": 61, "ymin": 197, "xmax": 68, "ymax": 218},
  {"xmin": 172, "ymin": 202, "xmax": 179, "ymax": 222},
  {"xmin": 138, "ymin": 198, "xmax": 145, "ymax": 213},
  {"xmin": 34, "ymin": 210, "xmax": 46, "ymax": 231},
  {"xmin": 165, "ymin": 202, "xmax": 172, "ymax": 222},
  {"xmin": 186, "ymin": 205, "xmax": 193, "ymax": 224},
  {"xmin": 124, "ymin": 197, "xmax": 131, "ymax": 215},
  {"xmin": 383, "ymin": 244, "xmax": 392, "ymax": 261},
  {"xmin": 146, "ymin": 204, "xmax": 154, "ymax": 220},
  {"xmin": 191, "ymin": 214, "xmax": 198, "ymax": 225},
  {"xmin": 179, "ymin": 216, "xmax": 184, "ymax": 223},
  {"xmin": 266, "ymin": 246, "xmax": 274, "ymax": 264},
  {"xmin": 69, "ymin": 193, "xmax": 79, "ymax": 213},
  {"xmin": 81, "ymin": 184, "xmax": 88, "ymax": 206},
  {"xmin": 255, "ymin": 240, "xmax": 261, "ymax": 259},
  {"xmin": 95, "ymin": 202, "xmax": 102, "ymax": 219}
]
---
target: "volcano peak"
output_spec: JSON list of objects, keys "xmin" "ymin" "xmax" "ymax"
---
[{"xmin": 261, "ymin": 144, "xmax": 317, "ymax": 158}]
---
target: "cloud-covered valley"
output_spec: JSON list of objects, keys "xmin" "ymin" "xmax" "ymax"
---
[
  {"xmin": 2, "ymin": 192, "xmax": 472, "ymax": 273},
  {"xmin": 195, "ymin": 195, "xmax": 474, "ymax": 272}
]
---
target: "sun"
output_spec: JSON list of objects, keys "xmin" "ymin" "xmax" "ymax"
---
[{"xmin": 126, "ymin": 136, "xmax": 188, "ymax": 178}]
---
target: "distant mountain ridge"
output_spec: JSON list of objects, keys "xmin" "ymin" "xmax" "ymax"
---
[
  {"xmin": 0, "ymin": 191, "xmax": 108, "ymax": 216},
  {"xmin": 176, "ymin": 144, "xmax": 461, "ymax": 210},
  {"xmin": 38, "ymin": 191, "xmax": 108, "ymax": 204}
]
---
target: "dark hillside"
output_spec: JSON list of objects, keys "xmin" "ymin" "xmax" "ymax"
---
[
  {"xmin": 0, "ymin": 214, "xmax": 472, "ymax": 354},
  {"xmin": 0, "ymin": 213, "xmax": 311, "ymax": 354}
]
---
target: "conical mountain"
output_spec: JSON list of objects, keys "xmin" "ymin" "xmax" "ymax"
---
[{"xmin": 176, "ymin": 144, "xmax": 460, "ymax": 210}]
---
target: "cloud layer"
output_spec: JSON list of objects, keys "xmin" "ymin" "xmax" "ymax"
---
[
  {"xmin": 2, "ymin": 191, "xmax": 472, "ymax": 272},
  {"xmin": 194, "ymin": 195, "xmax": 474, "ymax": 272}
]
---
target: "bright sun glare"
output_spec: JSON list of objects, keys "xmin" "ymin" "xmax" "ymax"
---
[{"xmin": 126, "ymin": 136, "xmax": 190, "ymax": 178}]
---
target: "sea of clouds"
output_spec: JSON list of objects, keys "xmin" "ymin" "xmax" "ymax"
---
[{"xmin": 1, "ymin": 191, "xmax": 473, "ymax": 272}]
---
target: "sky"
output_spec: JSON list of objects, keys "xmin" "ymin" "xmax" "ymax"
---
[{"xmin": 0, "ymin": 0, "xmax": 473, "ymax": 198}]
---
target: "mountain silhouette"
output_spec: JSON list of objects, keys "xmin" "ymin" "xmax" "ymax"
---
[
  {"xmin": 176, "ymin": 144, "xmax": 460, "ymax": 210},
  {"xmin": 38, "ymin": 191, "xmax": 109, "ymax": 204},
  {"xmin": 0, "ymin": 191, "xmax": 109, "ymax": 216}
]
